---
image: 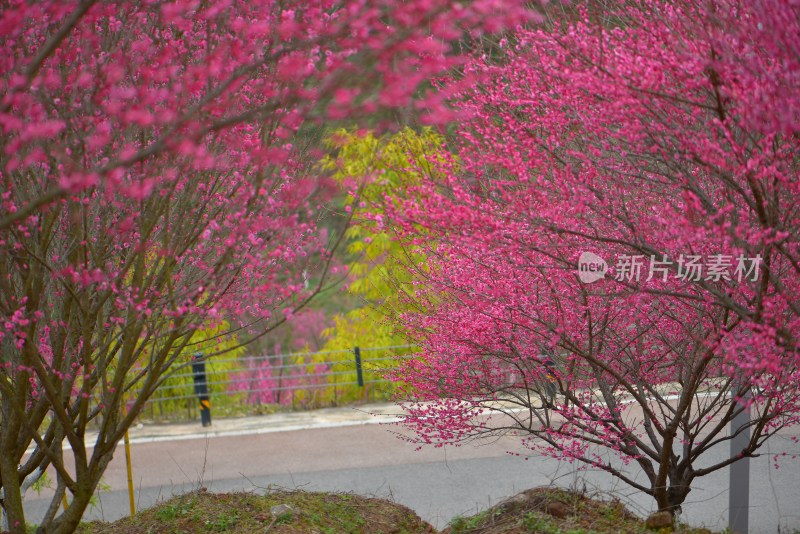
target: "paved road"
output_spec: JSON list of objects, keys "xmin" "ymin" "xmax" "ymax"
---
[{"xmin": 22, "ymin": 406, "xmax": 800, "ymax": 532}]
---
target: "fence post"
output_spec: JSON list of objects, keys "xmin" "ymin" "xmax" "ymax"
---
[
  {"xmin": 192, "ymin": 353, "xmax": 212, "ymax": 427},
  {"xmin": 354, "ymin": 346, "xmax": 364, "ymax": 387}
]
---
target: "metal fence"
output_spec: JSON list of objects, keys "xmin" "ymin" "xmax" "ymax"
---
[{"xmin": 142, "ymin": 345, "xmax": 415, "ymax": 420}]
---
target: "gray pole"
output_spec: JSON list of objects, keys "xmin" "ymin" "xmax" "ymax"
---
[{"xmin": 728, "ymin": 382, "xmax": 750, "ymax": 533}]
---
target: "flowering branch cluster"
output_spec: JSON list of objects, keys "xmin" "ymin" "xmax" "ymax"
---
[
  {"xmin": 0, "ymin": 1, "xmax": 533, "ymax": 531},
  {"xmin": 384, "ymin": 0, "xmax": 800, "ymax": 516}
]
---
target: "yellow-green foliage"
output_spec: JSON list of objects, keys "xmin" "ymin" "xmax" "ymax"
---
[
  {"xmin": 319, "ymin": 314, "xmax": 409, "ymax": 405},
  {"xmin": 321, "ymin": 127, "xmax": 445, "ymax": 301},
  {"xmin": 284, "ymin": 343, "xmax": 335, "ymax": 409},
  {"xmin": 319, "ymin": 128, "xmax": 446, "ymax": 401}
]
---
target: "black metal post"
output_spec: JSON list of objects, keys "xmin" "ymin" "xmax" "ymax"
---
[
  {"xmin": 354, "ymin": 346, "xmax": 364, "ymax": 387},
  {"xmin": 192, "ymin": 353, "xmax": 212, "ymax": 427}
]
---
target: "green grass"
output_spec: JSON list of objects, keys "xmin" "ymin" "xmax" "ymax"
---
[{"xmin": 521, "ymin": 511, "xmax": 568, "ymax": 534}]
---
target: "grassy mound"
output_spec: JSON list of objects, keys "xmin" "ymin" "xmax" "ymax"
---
[
  {"xmin": 77, "ymin": 487, "xmax": 716, "ymax": 534},
  {"xmin": 443, "ymin": 487, "xmax": 713, "ymax": 534},
  {"xmin": 78, "ymin": 488, "xmax": 434, "ymax": 534}
]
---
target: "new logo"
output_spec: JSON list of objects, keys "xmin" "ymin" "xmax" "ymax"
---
[{"xmin": 577, "ymin": 252, "xmax": 607, "ymax": 284}]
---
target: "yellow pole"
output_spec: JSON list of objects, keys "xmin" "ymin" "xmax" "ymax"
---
[
  {"xmin": 119, "ymin": 361, "xmax": 136, "ymax": 517},
  {"xmin": 121, "ymin": 399, "xmax": 136, "ymax": 517},
  {"xmin": 61, "ymin": 440, "xmax": 69, "ymax": 512},
  {"xmin": 124, "ymin": 429, "xmax": 135, "ymax": 517}
]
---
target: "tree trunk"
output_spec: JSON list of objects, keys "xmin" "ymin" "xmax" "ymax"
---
[
  {"xmin": 49, "ymin": 485, "xmax": 93, "ymax": 534},
  {"xmin": 654, "ymin": 480, "xmax": 691, "ymax": 518},
  {"xmin": 43, "ymin": 443, "xmax": 116, "ymax": 533},
  {"xmin": 0, "ymin": 451, "xmax": 26, "ymax": 533}
]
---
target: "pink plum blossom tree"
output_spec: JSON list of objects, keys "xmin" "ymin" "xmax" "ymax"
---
[
  {"xmin": 0, "ymin": 1, "xmax": 534, "ymax": 531},
  {"xmin": 384, "ymin": 0, "xmax": 800, "ymax": 519}
]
